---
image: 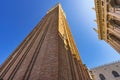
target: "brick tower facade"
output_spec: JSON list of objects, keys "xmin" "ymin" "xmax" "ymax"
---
[{"xmin": 0, "ymin": 4, "xmax": 93, "ymax": 80}]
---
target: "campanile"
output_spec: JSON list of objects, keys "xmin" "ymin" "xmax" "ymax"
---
[{"xmin": 0, "ymin": 4, "xmax": 92, "ymax": 80}]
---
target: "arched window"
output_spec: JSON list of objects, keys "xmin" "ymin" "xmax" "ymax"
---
[
  {"xmin": 112, "ymin": 71, "xmax": 120, "ymax": 77},
  {"xmin": 99, "ymin": 74, "xmax": 106, "ymax": 80},
  {"xmin": 110, "ymin": 19, "xmax": 120, "ymax": 28},
  {"xmin": 110, "ymin": 0, "xmax": 120, "ymax": 8}
]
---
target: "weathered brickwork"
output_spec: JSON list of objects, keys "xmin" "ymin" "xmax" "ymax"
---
[{"xmin": 0, "ymin": 4, "xmax": 92, "ymax": 80}]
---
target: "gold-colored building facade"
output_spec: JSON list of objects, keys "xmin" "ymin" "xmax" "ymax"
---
[
  {"xmin": 94, "ymin": 0, "xmax": 120, "ymax": 54},
  {"xmin": 0, "ymin": 4, "xmax": 93, "ymax": 80}
]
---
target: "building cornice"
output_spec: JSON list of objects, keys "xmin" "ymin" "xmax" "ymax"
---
[{"xmin": 91, "ymin": 61, "xmax": 120, "ymax": 70}]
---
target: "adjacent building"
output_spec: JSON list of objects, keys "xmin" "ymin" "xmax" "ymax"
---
[
  {"xmin": 91, "ymin": 61, "xmax": 120, "ymax": 80},
  {"xmin": 94, "ymin": 0, "xmax": 120, "ymax": 54},
  {"xmin": 0, "ymin": 4, "xmax": 93, "ymax": 80}
]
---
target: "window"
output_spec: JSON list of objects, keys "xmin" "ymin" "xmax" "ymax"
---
[
  {"xmin": 115, "ymin": 0, "xmax": 120, "ymax": 5},
  {"xmin": 109, "ymin": 19, "xmax": 120, "ymax": 29},
  {"xmin": 112, "ymin": 71, "xmax": 120, "ymax": 77},
  {"xmin": 102, "ymin": 1, "xmax": 104, "ymax": 6},
  {"xmin": 110, "ymin": 0, "xmax": 120, "ymax": 8},
  {"xmin": 116, "ymin": 65, "xmax": 119, "ymax": 67},
  {"xmin": 99, "ymin": 74, "xmax": 106, "ymax": 80}
]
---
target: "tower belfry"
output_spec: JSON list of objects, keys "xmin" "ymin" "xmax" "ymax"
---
[{"xmin": 0, "ymin": 4, "xmax": 92, "ymax": 80}]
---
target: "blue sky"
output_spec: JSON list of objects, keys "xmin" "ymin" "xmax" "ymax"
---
[{"xmin": 0, "ymin": 0, "xmax": 120, "ymax": 68}]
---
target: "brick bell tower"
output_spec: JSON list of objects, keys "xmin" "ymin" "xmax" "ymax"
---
[{"xmin": 0, "ymin": 4, "xmax": 93, "ymax": 80}]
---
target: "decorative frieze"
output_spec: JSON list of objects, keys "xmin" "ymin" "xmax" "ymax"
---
[{"xmin": 94, "ymin": 0, "xmax": 120, "ymax": 54}]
